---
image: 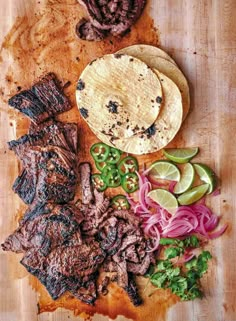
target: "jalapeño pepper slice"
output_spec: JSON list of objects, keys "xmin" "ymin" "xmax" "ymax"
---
[
  {"xmin": 111, "ymin": 195, "xmax": 130, "ymax": 210},
  {"xmin": 104, "ymin": 168, "xmax": 121, "ymax": 187},
  {"xmin": 95, "ymin": 161, "xmax": 107, "ymax": 172},
  {"xmin": 91, "ymin": 174, "xmax": 107, "ymax": 192},
  {"xmin": 90, "ymin": 143, "xmax": 110, "ymax": 162},
  {"xmin": 101, "ymin": 164, "xmax": 116, "ymax": 179},
  {"xmin": 118, "ymin": 156, "xmax": 138, "ymax": 175},
  {"xmin": 106, "ymin": 147, "xmax": 121, "ymax": 164},
  {"xmin": 121, "ymin": 172, "xmax": 139, "ymax": 193}
]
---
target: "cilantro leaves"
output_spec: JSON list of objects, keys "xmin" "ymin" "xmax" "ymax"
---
[{"xmin": 145, "ymin": 236, "xmax": 212, "ymax": 301}]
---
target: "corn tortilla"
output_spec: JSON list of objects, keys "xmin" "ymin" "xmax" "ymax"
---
[
  {"xmin": 95, "ymin": 70, "xmax": 183, "ymax": 155},
  {"xmin": 76, "ymin": 53, "xmax": 163, "ymax": 139},
  {"xmin": 116, "ymin": 45, "xmax": 190, "ymax": 121},
  {"xmin": 117, "ymin": 44, "xmax": 177, "ymax": 66}
]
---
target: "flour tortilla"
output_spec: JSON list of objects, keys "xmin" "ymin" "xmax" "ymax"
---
[
  {"xmin": 76, "ymin": 53, "xmax": 163, "ymax": 139},
  {"xmin": 117, "ymin": 44, "xmax": 177, "ymax": 66},
  {"xmin": 116, "ymin": 45, "xmax": 190, "ymax": 121},
  {"xmin": 96, "ymin": 70, "xmax": 183, "ymax": 154}
]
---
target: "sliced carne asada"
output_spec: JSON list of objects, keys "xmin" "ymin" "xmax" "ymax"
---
[
  {"xmin": 29, "ymin": 121, "xmax": 78, "ymax": 154},
  {"xmin": 8, "ymin": 122, "xmax": 74, "ymax": 160},
  {"xmin": 76, "ymin": 18, "xmax": 107, "ymax": 41},
  {"xmin": 98, "ymin": 276, "xmax": 110, "ymax": 296},
  {"xmin": 124, "ymin": 273, "xmax": 143, "ymax": 306},
  {"xmin": 79, "ymin": 162, "xmax": 94, "ymax": 204},
  {"xmin": 19, "ymin": 145, "xmax": 78, "ymax": 204},
  {"xmin": 12, "ymin": 169, "xmax": 37, "ymax": 204},
  {"xmin": 77, "ymin": 0, "xmax": 146, "ymax": 41},
  {"xmin": 1, "ymin": 204, "xmax": 84, "ymax": 255},
  {"xmin": 8, "ymin": 73, "xmax": 71, "ymax": 124}
]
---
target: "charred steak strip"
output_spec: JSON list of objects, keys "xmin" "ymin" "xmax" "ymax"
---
[
  {"xmin": 12, "ymin": 169, "xmax": 37, "ymax": 204},
  {"xmin": 2, "ymin": 204, "xmax": 84, "ymax": 255},
  {"xmin": 79, "ymin": 163, "xmax": 94, "ymax": 204},
  {"xmin": 8, "ymin": 73, "xmax": 71, "ymax": 124},
  {"xmin": 76, "ymin": 0, "xmax": 146, "ymax": 41}
]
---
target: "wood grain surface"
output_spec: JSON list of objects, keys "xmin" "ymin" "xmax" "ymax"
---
[{"xmin": 0, "ymin": 1, "xmax": 236, "ymax": 321}]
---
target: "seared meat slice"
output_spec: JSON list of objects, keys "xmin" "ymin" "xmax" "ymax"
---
[
  {"xmin": 21, "ymin": 145, "xmax": 78, "ymax": 204},
  {"xmin": 45, "ymin": 241, "xmax": 105, "ymax": 277},
  {"xmin": 79, "ymin": 163, "xmax": 94, "ymax": 204},
  {"xmin": 77, "ymin": 0, "xmax": 146, "ymax": 40},
  {"xmin": 8, "ymin": 122, "xmax": 73, "ymax": 160},
  {"xmin": 1, "ymin": 203, "xmax": 83, "ymax": 254},
  {"xmin": 29, "ymin": 121, "xmax": 78, "ymax": 154},
  {"xmin": 127, "ymin": 253, "xmax": 152, "ymax": 275},
  {"xmin": 113, "ymin": 254, "xmax": 128, "ymax": 288},
  {"xmin": 76, "ymin": 18, "xmax": 107, "ymax": 41},
  {"xmin": 124, "ymin": 273, "xmax": 143, "ymax": 306},
  {"xmin": 21, "ymin": 249, "xmax": 99, "ymax": 304},
  {"xmin": 8, "ymin": 73, "xmax": 71, "ymax": 124},
  {"xmin": 112, "ymin": 210, "xmax": 141, "ymax": 226},
  {"xmin": 21, "ymin": 260, "xmax": 68, "ymax": 300},
  {"xmin": 12, "ymin": 169, "xmax": 37, "ymax": 204},
  {"xmin": 72, "ymin": 280, "xmax": 97, "ymax": 305},
  {"xmin": 98, "ymin": 276, "xmax": 110, "ymax": 296}
]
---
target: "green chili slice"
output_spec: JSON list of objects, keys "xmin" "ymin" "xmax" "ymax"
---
[
  {"xmin": 121, "ymin": 172, "xmax": 139, "ymax": 193},
  {"xmin": 90, "ymin": 143, "xmax": 110, "ymax": 162},
  {"xmin": 106, "ymin": 147, "xmax": 121, "ymax": 164},
  {"xmin": 104, "ymin": 169, "xmax": 121, "ymax": 187},
  {"xmin": 91, "ymin": 174, "xmax": 107, "ymax": 192},
  {"xmin": 111, "ymin": 195, "xmax": 130, "ymax": 210},
  {"xmin": 118, "ymin": 156, "xmax": 139, "ymax": 175}
]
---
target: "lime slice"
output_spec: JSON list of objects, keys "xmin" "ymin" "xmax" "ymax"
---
[
  {"xmin": 177, "ymin": 184, "xmax": 209, "ymax": 205},
  {"xmin": 193, "ymin": 163, "xmax": 217, "ymax": 194},
  {"xmin": 148, "ymin": 160, "xmax": 180, "ymax": 181},
  {"xmin": 163, "ymin": 147, "xmax": 199, "ymax": 163},
  {"xmin": 148, "ymin": 189, "xmax": 178, "ymax": 215},
  {"xmin": 174, "ymin": 163, "xmax": 195, "ymax": 194}
]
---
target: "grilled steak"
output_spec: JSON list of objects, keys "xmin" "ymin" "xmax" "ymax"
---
[
  {"xmin": 10, "ymin": 121, "xmax": 78, "ymax": 204},
  {"xmin": 79, "ymin": 163, "xmax": 94, "ymax": 204},
  {"xmin": 2, "ymin": 203, "xmax": 83, "ymax": 255},
  {"xmin": 125, "ymin": 273, "xmax": 143, "ymax": 306},
  {"xmin": 12, "ymin": 169, "xmax": 37, "ymax": 204},
  {"xmin": 76, "ymin": 0, "xmax": 146, "ymax": 41},
  {"xmin": 4, "ymin": 65, "xmax": 154, "ymax": 311},
  {"xmin": 8, "ymin": 73, "xmax": 71, "ymax": 124}
]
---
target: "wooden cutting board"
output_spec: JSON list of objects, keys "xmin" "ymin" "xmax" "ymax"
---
[{"xmin": 0, "ymin": 1, "xmax": 236, "ymax": 321}]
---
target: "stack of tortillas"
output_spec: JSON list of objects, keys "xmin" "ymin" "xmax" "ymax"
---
[{"xmin": 76, "ymin": 44, "xmax": 190, "ymax": 155}]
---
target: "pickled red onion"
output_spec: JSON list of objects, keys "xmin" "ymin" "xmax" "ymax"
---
[{"xmin": 129, "ymin": 172, "xmax": 227, "ymax": 252}]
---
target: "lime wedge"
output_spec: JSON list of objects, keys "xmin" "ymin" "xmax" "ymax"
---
[
  {"xmin": 174, "ymin": 163, "xmax": 195, "ymax": 194},
  {"xmin": 177, "ymin": 184, "xmax": 209, "ymax": 205},
  {"xmin": 163, "ymin": 147, "xmax": 199, "ymax": 163},
  {"xmin": 193, "ymin": 163, "xmax": 217, "ymax": 194},
  {"xmin": 148, "ymin": 189, "xmax": 178, "ymax": 215},
  {"xmin": 148, "ymin": 160, "xmax": 180, "ymax": 181}
]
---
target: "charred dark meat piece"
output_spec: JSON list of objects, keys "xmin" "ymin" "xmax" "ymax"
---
[
  {"xmin": 1, "ymin": 203, "xmax": 84, "ymax": 255},
  {"xmin": 8, "ymin": 73, "xmax": 71, "ymax": 124},
  {"xmin": 12, "ymin": 169, "xmax": 37, "ymax": 204},
  {"xmin": 124, "ymin": 273, "xmax": 143, "ymax": 306},
  {"xmin": 76, "ymin": 18, "xmax": 107, "ymax": 41},
  {"xmin": 76, "ymin": 0, "xmax": 146, "ymax": 41},
  {"xmin": 10, "ymin": 121, "xmax": 78, "ymax": 205},
  {"xmin": 79, "ymin": 163, "xmax": 94, "ymax": 204},
  {"xmin": 16, "ymin": 145, "xmax": 78, "ymax": 204}
]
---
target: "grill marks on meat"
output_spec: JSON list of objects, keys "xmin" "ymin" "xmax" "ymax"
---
[
  {"xmin": 76, "ymin": 0, "xmax": 146, "ymax": 41},
  {"xmin": 9, "ymin": 121, "xmax": 79, "ymax": 205},
  {"xmin": 4, "ymin": 69, "xmax": 153, "ymax": 311},
  {"xmin": 2, "ymin": 204, "xmax": 83, "ymax": 255},
  {"xmin": 76, "ymin": 163, "xmax": 153, "ymax": 306},
  {"xmin": 8, "ymin": 73, "xmax": 71, "ymax": 124}
]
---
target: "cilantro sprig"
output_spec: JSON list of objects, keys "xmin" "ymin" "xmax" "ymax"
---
[{"xmin": 145, "ymin": 236, "xmax": 212, "ymax": 301}]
